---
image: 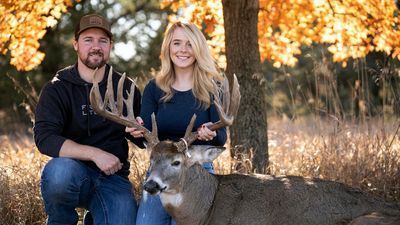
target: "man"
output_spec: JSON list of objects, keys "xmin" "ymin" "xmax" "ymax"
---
[{"xmin": 34, "ymin": 14, "xmax": 141, "ymax": 225}]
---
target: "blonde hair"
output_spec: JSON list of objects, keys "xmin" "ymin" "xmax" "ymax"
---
[{"xmin": 156, "ymin": 21, "xmax": 221, "ymax": 109}]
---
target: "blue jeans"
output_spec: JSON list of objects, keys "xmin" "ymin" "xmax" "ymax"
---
[
  {"xmin": 40, "ymin": 158, "xmax": 137, "ymax": 225},
  {"xmin": 136, "ymin": 162, "xmax": 214, "ymax": 225}
]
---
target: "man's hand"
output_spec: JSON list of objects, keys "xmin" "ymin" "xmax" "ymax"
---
[{"xmin": 91, "ymin": 151, "xmax": 123, "ymax": 175}]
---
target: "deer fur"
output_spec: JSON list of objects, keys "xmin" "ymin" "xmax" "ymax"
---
[{"xmin": 143, "ymin": 142, "xmax": 400, "ymax": 225}]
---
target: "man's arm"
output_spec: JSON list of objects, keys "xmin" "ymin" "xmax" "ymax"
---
[
  {"xmin": 34, "ymin": 82, "xmax": 121, "ymax": 175},
  {"xmin": 59, "ymin": 140, "xmax": 122, "ymax": 175}
]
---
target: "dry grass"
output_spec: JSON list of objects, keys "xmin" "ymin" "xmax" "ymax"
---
[
  {"xmin": 0, "ymin": 134, "xmax": 48, "ymax": 225},
  {"xmin": 1, "ymin": 118, "xmax": 399, "ymax": 224},
  {"xmin": 267, "ymin": 117, "xmax": 400, "ymax": 202}
]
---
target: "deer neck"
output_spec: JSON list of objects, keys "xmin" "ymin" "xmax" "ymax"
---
[{"xmin": 160, "ymin": 163, "xmax": 219, "ymax": 225}]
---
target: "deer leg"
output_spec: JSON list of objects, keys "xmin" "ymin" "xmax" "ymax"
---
[{"xmin": 348, "ymin": 212, "xmax": 400, "ymax": 225}]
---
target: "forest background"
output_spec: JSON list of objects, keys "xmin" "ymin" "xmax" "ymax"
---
[{"xmin": 1, "ymin": 0, "xmax": 400, "ymax": 224}]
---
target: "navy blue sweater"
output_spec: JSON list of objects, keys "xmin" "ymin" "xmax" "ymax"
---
[
  {"xmin": 140, "ymin": 79, "xmax": 227, "ymax": 146},
  {"xmin": 34, "ymin": 64, "xmax": 142, "ymax": 177}
]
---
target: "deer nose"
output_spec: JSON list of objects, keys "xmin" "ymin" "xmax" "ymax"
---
[{"xmin": 144, "ymin": 180, "xmax": 162, "ymax": 195}]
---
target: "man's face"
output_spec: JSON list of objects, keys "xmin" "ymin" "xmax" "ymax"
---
[{"xmin": 73, "ymin": 28, "xmax": 112, "ymax": 69}]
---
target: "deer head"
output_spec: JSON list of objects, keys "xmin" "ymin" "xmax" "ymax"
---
[{"xmin": 143, "ymin": 142, "xmax": 226, "ymax": 195}]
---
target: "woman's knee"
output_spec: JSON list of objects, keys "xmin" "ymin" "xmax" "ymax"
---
[
  {"xmin": 136, "ymin": 192, "xmax": 171, "ymax": 225},
  {"xmin": 90, "ymin": 178, "xmax": 138, "ymax": 225}
]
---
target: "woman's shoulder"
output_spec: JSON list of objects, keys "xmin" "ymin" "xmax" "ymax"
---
[
  {"xmin": 144, "ymin": 78, "xmax": 159, "ymax": 91},
  {"xmin": 148, "ymin": 78, "xmax": 157, "ymax": 86},
  {"xmin": 143, "ymin": 78, "xmax": 165, "ymax": 98}
]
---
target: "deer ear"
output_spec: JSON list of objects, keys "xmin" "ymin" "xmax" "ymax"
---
[{"xmin": 187, "ymin": 145, "xmax": 226, "ymax": 166}]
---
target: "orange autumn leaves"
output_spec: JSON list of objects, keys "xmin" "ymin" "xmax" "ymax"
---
[
  {"xmin": 161, "ymin": 0, "xmax": 400, "ymax": 68},
  {"xmin": 3, "ymin": 0, "xmax": 400, "ymax": 71},
  {"xmin": 0, "ymin": 0, "xmax": 75, "ymax": 71}
]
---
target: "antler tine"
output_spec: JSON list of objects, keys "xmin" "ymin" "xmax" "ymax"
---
[
  {"xmin": 175, "ymin": 74, "xmax": 241, "ymax": 154},
  {"xmin": 208, "ymin": 74, "xmax": 241, "ymax": 131},
  {"xmin": 105, "ymin": 68, "xmax": 116, "ymax": 113},
  {"xmin": 175, "ymin": 114, "xmax": 198, "ymax": 153},
  {"xmin": 124, "ymin": 77, "xmax": 136, "ymax": 121},
  {"xmin": 228, "ymin": 74, "xmax": 241, "ymax": 119},
  {"xmin": 90, "ymin": 67, "xmax": 104, "ymax": 110},
  {"xmin": 150, "ymin": 113, "xmax": 157, "ymax": 136},
  {"xmin": 116, "ymin": 72, "xmax": 126, "ymax": 116},
  {"xmin": 184, "ymin": 114, "xmax": 196, "ymax": 138},
  {"xmin": 89, "ymin": 67, "xmax": 160, "ymax": 148},
  {"xmin": 213, "ymin": 75, "xmax": 230, "ymax": 114}
]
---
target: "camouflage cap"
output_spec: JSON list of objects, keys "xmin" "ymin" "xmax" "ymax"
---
[{"xmin": 75, "ymin": 14, "xmax": 112, "ymax": 40}]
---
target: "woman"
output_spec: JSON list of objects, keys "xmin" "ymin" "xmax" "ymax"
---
[{"xmin": 128, "ymin": 21, "xmax": 227, "ymax": 225}]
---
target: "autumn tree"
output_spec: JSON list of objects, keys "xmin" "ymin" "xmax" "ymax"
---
[
  {"xmin": 1, "ymin": 0, "xmax": 168, "ymax": 126},
  {"xmin": 223, "ymin": 0, "xmax": 268, "ymax": 173},
  {"xmin": 0, "ymin": 0, "xmax": 77, "ymax": 71},
  {"xmin": 3, "ymin": 0, "xmax": 400, "ymax": 172},
  {"xmin": 160, "ymin": 0, "xmax": 400, "ymax": 173}
]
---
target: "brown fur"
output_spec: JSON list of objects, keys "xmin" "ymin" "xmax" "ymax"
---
[{"xmin": 146, "ymin": 145, "xmax": 400, "ymax": 225}]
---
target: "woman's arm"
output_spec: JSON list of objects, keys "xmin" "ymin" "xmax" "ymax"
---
[{"xmin": 140, "ymin": 80, "xmax": 159, "ymax": 131}]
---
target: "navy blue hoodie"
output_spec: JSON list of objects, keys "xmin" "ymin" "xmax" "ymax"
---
[{"xmin": 34, "ymin": 64, "xmax": 142, "ymax": 177}]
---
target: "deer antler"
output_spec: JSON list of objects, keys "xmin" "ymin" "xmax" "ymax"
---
[
  {"xmin": 174, "ymin": 74, "xmax": 241, "ymax": 153},
  {"xmin": 89, "ymin": 66, "xmax": 159, "ymax": 148}
]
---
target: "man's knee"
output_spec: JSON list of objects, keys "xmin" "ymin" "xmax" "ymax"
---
[{"xmin": 41, "ymin": 158, "xmax": 88, "ymax": 201}]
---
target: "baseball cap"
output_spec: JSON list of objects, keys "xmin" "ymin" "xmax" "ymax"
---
[{"xmin": 75, "ymin": 14, "xmax": 112, "ymax": 40}]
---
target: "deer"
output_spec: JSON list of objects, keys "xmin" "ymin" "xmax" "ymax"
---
[{"xmin": 89, "ymin": 67, "xmax": 400, "ymax": 225}]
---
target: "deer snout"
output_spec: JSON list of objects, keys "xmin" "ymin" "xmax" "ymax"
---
[{"xmin": 144, "ymin": 180, "xmax": 166, "ymax": 195}]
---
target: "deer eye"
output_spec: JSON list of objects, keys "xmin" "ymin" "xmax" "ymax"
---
[{"xmin": 171, "ymin": 161, "xmax": 181, "ymax": 166}]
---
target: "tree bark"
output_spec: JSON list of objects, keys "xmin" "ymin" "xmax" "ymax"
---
[{"xmin": 222, "ymin": 0, "xmax": 268, "ymax": 173}]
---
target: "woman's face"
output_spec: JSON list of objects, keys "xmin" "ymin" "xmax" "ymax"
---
[{"xmin": 169, "ymin": 27, "xmax": 196, "ymax": 71}]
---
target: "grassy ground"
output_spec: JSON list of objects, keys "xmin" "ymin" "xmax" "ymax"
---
[{"xmin": 0, "ymin": 117, "xmax": 399, "ymax": 224}]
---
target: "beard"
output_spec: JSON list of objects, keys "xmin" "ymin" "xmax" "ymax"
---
[{"xmin": 81, "ymin": 50, "xmax": 107, "ymax": 69}]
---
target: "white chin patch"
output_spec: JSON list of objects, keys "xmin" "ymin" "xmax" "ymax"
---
[{"xmin": 160, "ymin": 193, "xmax": 183, "ymax": 208}]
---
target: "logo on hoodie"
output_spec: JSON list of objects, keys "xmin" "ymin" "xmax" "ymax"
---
[{"xmin": 82, "ymin": 104, "xmax": 96, "ymax": 116}]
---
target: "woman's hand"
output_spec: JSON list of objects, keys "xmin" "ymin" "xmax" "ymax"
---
[
  {"xmin": 197, "ymin": 122, "xmax": 216, "ymax": 141},
  {"xmin": 125, "ymin": 117, "xmax": 145, "ymax": 137}
]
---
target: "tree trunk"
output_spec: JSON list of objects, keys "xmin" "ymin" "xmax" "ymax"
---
[{"xmin": 222, "ymin": 0, "xmax": 268, "ymax": 173}]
